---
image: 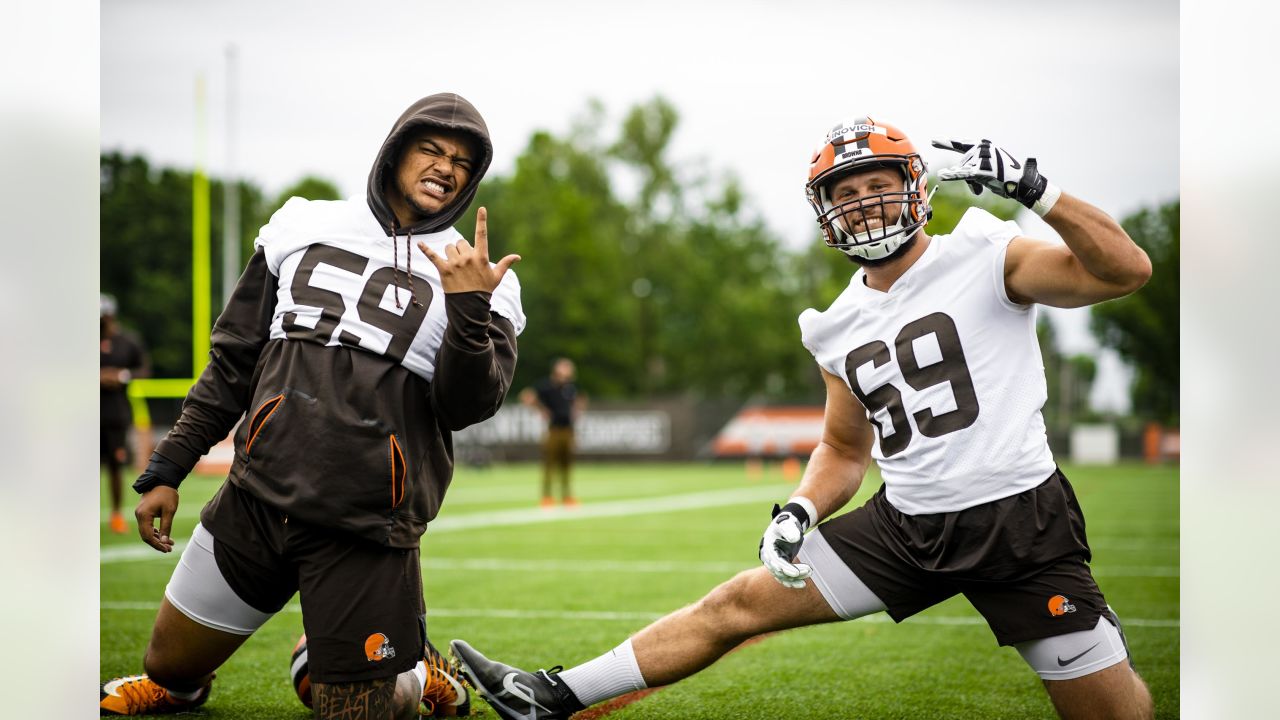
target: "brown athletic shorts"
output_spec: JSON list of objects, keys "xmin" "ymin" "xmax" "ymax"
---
[
  {"xmin": 201, "ymin": 481, "xmax": 425, "ymax": 682},
  {"xmin": 816, "ymin": 468, "xmax": 1108, "ymax": 646},
  {"xmin": 101, "ymin": 422, "xmax": 129, "ymax": 463},
  {"xmin": 544, "ymin": 427, "xmax": 574, "ymax": 467}
]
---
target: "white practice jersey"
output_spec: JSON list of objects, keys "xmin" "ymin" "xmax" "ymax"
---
[
  {"xmin": 799, "ymin": 207, "xmax": 1056, "ymax": 515},
  {"xmin": 255, "ymin": 196, "xmax": 526, "ymax": 383}
]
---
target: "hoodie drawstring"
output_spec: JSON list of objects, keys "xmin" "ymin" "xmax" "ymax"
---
[
  {"xmin": 406, "ymin": 227, "xmax": 419, "ymax": 307},
  {"xmin": 388, "ymin": 221, "xmax": 422, "ymax": 310}
]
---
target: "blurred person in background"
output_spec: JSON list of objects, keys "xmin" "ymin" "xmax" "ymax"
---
[
  {"xmin": 100, "ymin": 293, "xmax": 149, "ymax": 534},
  {"xmin": 521, "ymin": 357, "xmax": 586, "ymax": 508},
  {"xmin": 99, "ymin": 93, "xmax": 525, "ymax": 719},
  {"xmin": 451, "ymin": 119, "xmax": 1155, "ymax": 720}
]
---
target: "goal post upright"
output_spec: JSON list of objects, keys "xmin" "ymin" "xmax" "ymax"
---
[{"xmin": 127, "ymin": 72, "xmax": 213, "ymax": 437}]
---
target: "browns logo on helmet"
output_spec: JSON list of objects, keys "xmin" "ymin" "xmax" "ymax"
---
[
  {"xmin": 806, "ymin": 116, "xmax": 932, "ymax": 262},
  {"xmin": 364, "ymin": 632, "xmax": 396, "ymax": 662},
  {"xmin": 1047, "ymin": 594, "xmax": 1077, "ymax": 617}
]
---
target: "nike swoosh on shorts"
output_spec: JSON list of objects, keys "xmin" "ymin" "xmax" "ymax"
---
[{"xmin": 1057, "ymin": 642, "xmax": 1101, "ymax": 667}]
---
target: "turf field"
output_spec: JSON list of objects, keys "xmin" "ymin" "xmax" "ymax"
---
[{"xmin": 101, "ymin": 461, "xmax": 1179, "ymax": 719}]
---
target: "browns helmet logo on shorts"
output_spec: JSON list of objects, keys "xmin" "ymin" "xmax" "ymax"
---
[
  {"xmin": 1047, "ymin": 595, "xmax": 1077, "ymax": 617},
  {"xmin": 364, "ymin": 632, "xmax": 397, "ymax": 662}
]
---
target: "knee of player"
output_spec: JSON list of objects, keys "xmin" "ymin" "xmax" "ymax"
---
[{"xmin": 694, "ymin": 572, "xmax": 757, "ymax": 631}]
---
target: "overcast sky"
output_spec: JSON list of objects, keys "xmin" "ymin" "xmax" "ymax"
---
[{"xmin": 101, "ymin": 0, "xmax": 1178, "ymax": 411}]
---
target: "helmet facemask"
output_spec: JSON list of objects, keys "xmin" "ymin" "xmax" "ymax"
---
[{"xmin": 821, "ymin": 166, "xmax": 919, "ymax": 259}]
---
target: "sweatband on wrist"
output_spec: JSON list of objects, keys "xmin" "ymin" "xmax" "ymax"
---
[
  {"xmin": 1033, "ymin": 181, "xmax": 1062, "ymax": 217},
  {"xmin": 132, "ymin": 452, "xmax": 187, "ymax": 494},
  {"xmin": 782, "ymin": 496, "xmax": 819, "ymax": 532}
]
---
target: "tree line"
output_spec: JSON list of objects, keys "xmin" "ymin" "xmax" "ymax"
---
[{"xmin": 101, "ymin": 97, "xmax": 1177, "ymax": 423}]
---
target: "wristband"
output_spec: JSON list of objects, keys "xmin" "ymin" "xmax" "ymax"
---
[
  {"xmin": 1032, "ymin": 181, "xmax": 1062, "ymax": 217},
  {"xmin": 773, "ymin": 495, "xmax": 819, "ymax": 532},
  {"xmin": 132, "ymin": 452, "xmax": 187, "ymax": 494}
]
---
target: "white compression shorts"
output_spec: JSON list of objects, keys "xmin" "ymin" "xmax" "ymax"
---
[
  {"xmin": 164, "ymin": 523, "xmax": 275, "ymax": 635},
  {"xmin": 1013, "ymin": 614, "xmax": 1129, "ymax": 680},
  {"xmin": 795, "ymin": 530, "xmax": 1129, "ymax": 680}
]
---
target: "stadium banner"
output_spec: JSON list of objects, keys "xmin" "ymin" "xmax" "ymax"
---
[
  {"xmin": 457, "ymin": 406, "xmax": 672, "ymax": 455},
  {"xmin": 181, "ymin": 398, "xmax": 768, "ymax": 468},
  {"xmin": 709, "ymin": 406, "xmax": 825, "ymax": 459}
]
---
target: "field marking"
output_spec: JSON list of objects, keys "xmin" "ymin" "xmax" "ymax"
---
[
  {"xmin": 1092, "ymin": 566, "xmax": 1180, "ymax": 577},
  {"xmin": 103, "ymin": 551, "xmax": 1180, "ymax": 585},
  {"xmin": 413, "ymin": 557, "xmax": 1180, "ymax": 579},
  {"xmin": 420, "ymin": 557, "xmax": 746, "ymax": 574},
  {"xmin": 98, "ymin": 541, "xmax": 1182, "ymax": 581},
  {"xmin": 424, "ymin": 485, "xmax": 787, "ymax": 533},
  {"xmin": 100, "ymin": 479, "xmax": 795, "ymax": 522},
  {"xmin": 101, "ymin": 542, "xmax": 188, "ymax": 563},
  {"xmin": 99, "ymin": 485, "xmax": 788, "ymax": 564},
  {"xmin": 1090, "ymin": 538, "xmax": 1179, "ymax": 551},
  {"xmin": 99, "ymin": 600, "xmax": 1180, "ymax": 628}
]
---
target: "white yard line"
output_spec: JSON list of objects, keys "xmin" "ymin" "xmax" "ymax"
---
[
  {"xmin": 100, "ymin": 485, "xmax": 787, "ymax": 563},
  {"xmin": 100, "ymin": 485, "xmax": 1181, "ymax": 583},
  {"xmin": 98, "ymin": 600, "xmax": 1180, "ymax": 628},
  {"xmin": 423, "ymin": 485, "xmax": 786, "ymax": 533},
  {"xmin": 413, "ymin": 557, "xmax": 1180, "ymax": 578}
]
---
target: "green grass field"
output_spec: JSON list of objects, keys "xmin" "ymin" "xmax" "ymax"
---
[{"xmin": 101, "ymin": 462, "xmax": 1179, "ymax": 719}]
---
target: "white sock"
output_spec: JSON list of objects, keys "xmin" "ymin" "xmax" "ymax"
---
[
  {"xmin": 558, "ymin": 638, "xmax": 647, "ymax": 707},
  {"xmin": 410, "ymin": 660, "xmax": 428, "ymax": 693}
]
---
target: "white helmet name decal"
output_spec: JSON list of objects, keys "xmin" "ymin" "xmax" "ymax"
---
[{"xmin": 829, "ymin": 124, "xmax": 888, "ymax": 143}]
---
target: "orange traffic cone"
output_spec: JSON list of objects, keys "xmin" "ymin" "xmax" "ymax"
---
[{"xmin": 781, "ymin": 456, "xmax": 802, "ymax": 482}]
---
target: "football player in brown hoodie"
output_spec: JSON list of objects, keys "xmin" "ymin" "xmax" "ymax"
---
[{"xmin": 101, "ymin": 93, "xmax": 524, "ymax": 719}]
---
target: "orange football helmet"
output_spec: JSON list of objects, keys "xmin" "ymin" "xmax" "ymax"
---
[{"xmin": 806, "ymin": 117, "xmax": 932, "ymax": 261}]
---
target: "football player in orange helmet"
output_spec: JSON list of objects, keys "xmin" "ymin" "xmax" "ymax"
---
[{"xmin": 451, "ymin": 116, "xmax": 1156, "ymax": 720}]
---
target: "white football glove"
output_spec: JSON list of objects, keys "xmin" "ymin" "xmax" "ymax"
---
[
  {"xmin": 758, "ymin": 500, "xmax": 816, "ymax": 589},
  {"xmin": 931, "ymin": 138, "xmax": 1061, "ymax": 216}
]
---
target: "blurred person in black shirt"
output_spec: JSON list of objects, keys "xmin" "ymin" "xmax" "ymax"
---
[
  {"xmin": 522, "ymin": 358, "xmax": 586, "ymax": 508},
  {"xmin": 100, "ymin": 294, "xmax": 149, "ymax": 534}
]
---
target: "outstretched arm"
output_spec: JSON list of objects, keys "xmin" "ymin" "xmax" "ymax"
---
[{"xmin": 1003, "ymin": 193, "xmax": 1152, "ymax": 308}]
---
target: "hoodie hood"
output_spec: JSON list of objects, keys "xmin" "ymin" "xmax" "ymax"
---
[{"xmin": 367, "ymin": 93, "xmax": 493, "ymax": 235}]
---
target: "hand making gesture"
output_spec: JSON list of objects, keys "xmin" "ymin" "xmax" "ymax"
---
[{"xmin": 418, "ymin": 207, "xmax": 521, "ymax": 293}]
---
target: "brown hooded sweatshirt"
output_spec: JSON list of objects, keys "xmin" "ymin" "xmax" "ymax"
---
[{"xmin": 138, "ymin": 93, "xmax": 521, "ymax": 548}]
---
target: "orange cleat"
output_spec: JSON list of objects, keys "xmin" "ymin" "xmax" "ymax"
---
[
  {"xmin": 100, "ymin": 674, "xmax": 210, "ymax": 715},
  {"xmin": 421, "ymin": 641, "xmax": 471, "ymax": 716},
  {"xmin": 109, "ymin": 511, "xmax": 128, "ymax": 534},
  {"xmin": 563, "ymin": 497, "xmax": 580, "ymax": 508},
  {"xmin": 540, "ymin": 496, "xmax": 556, "ymax": 510}
]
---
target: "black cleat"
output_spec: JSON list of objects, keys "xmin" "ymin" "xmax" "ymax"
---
[{"xmin": 449, "ymin": 640, "xmax": 584, "ymax": 720}]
